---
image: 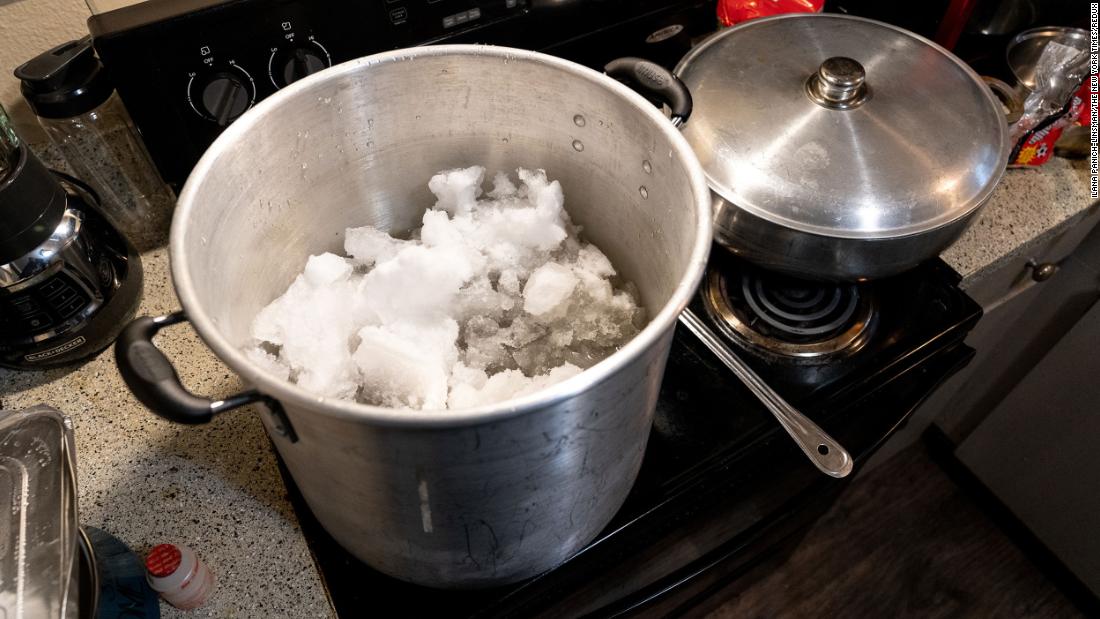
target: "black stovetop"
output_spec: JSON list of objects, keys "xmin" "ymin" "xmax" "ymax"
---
[{"xmin": 277, "ymin": 255, "xmax": 982, "ymax": 618}]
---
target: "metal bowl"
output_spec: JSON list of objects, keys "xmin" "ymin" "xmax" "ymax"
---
[{"xmin": 1007, "ymin": 26, "xmax": 1089, "ymax": 91}]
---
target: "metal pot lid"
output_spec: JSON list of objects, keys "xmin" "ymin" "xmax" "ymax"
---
[{"xmin": 674, "ymin": 14, "xmax": 1007, "ymax": 240}]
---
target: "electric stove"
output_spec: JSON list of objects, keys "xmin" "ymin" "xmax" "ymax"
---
[{"xmin": 277, "ymin": 252, "xmax": 982, "ymax": 617}]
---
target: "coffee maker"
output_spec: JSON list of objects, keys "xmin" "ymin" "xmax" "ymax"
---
[{"xmin": 0, "ymin": 105, "xmax": 142, "ymax": 369}]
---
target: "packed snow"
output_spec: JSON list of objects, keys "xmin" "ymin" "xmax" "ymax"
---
[{"xmin": 246, "ymin": 166, "xmax": 645, "ymax": 410}]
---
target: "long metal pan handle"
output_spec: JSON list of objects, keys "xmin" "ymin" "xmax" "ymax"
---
[
  {"xmin": 679, "ymin": 308, "xmax": 853, "ymax": 478},
  {"xmin": 115, "ymin": 311, "xmax": 297, "ymax": 441},
  {"xmin": 604, "ymin": 57, "xmax": 692, "ymax": 128}
]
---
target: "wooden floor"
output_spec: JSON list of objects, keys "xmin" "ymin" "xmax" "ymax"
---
[{"xmin": 688, "ymin": 442, "xmax": 1083, "ymax": 619}]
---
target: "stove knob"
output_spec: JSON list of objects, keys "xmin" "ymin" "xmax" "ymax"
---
[
  {"xmin": 276, "ymin": 47, "xmax": 328, "ymax": 87},
  {"xmin": 199, "ymin": 72, "xmax": 253, "ymax": 126}
]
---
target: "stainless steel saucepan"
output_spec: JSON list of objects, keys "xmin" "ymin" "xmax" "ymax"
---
[{"xmin": 610, "ymin": 14, "xmax": 1010, "ymax": 282}]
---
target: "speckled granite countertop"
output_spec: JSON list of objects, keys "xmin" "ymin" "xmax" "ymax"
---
[
  {"xmin": 0, "ymin": 249, "xmax": 333, "ymax": 618},
  {"xmin": 0, "ymin": 154, "xmax": 1091, "ymax": 618},
  {"xmin": 944, "ymin": 158, "xmax": 1094, "ymax": 288}
]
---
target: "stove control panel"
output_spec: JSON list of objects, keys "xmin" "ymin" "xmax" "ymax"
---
[
  {"xmin": 188, "ymin": 61, "xmax": 256, "ymax": 126},
  {"xmin": 89, "ymin": 0, "xmax": 715, "ymax": 190},
  {"xmin": 269, "ymin": 38, "xmax": 332, "ymax": 89}
]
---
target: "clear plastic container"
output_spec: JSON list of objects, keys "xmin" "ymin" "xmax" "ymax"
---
[
  {"xmin": 16, "ymin": 37, "xmax": 175, "ymax": 251},
  {"xmin": 0, "ymin": 405, "xmax": 80, "ymax": 619},
  {"xmin": 36, "ymin": 93, "xmax": 175, "ymax": 250}
]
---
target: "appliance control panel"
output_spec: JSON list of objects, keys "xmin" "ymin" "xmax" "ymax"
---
[{"xmin": 90, "ymin": 0, "xmax": 715, "ymax": 189}]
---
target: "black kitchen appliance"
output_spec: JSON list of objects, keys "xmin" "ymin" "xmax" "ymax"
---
[
  {"xmin": 278, "ymin": 253, "xmax": 982, "ymax": 616},
  {"xmin": 88, "ymin": 0, "xmax": 717, "ymax": 191},
  {"xmin": 0, "ymin": 109, "xmax": 142, "ymax": 370}
]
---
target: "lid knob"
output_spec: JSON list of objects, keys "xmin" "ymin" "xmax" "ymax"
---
[{"xmin": 806, "ymin": 57, "xmax": 870, "ymax": 110}]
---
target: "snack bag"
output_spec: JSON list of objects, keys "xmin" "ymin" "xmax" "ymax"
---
[{"xmin": 718, "ymin": 0, "xmax": 823, "ymax": 27}]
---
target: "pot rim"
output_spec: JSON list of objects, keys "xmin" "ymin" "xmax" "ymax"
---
[
  {"xmin": 171, "ymin": 44, "xmax": 713, "ymax": 429},
  {"xmin": 674, "ymin": 13, "xmax": 1009, "ymax": 242}
]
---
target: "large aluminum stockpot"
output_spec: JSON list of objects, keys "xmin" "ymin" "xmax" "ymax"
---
[
  {"xmin": 116, "ymin": 45, "xmax": 711, "ymax": 588},
  {"xmin": 671, "ymin": 14, "xmax": 1009, "ymax": 281}
]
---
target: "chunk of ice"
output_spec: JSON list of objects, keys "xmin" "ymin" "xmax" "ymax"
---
[
  {"xmin": 523, "ymin": 262, "xmax": 578, "ymax": 316},
  {"xmin": 302, "ymin": 252, "xmax": 353, "ymax": 286},
  {"xmin": 345, "ymin": 226, "xmax": 411, "ymax": 267},
  {"xmin": 246, "ymin": 166, "xmax": 644, "ymax": 410},
  {"xmin": 448, "ymin": 363, "xmax": 584, "ymax": 409},
  {"xmin": 353, "ymin": 320, "xmax": 457, "ymax": 409},
  {"xmin": 428, "ymin": 166, "xmax": 485, "ymax": 216}
]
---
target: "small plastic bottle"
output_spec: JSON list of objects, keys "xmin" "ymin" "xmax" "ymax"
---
[
  {"xmin": 15, "ymin": 36, "xmax": 175, "ymax": 252},
  {"xmin": 145, "ymin": 543, "xmax": 216, "ymax": 610}
]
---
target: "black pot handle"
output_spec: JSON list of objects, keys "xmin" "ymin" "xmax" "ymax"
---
[
  {"xmin": 115, "ymin": 311, "xmax": 297, "ymax": 441},
  {"xmin": 604, "ymin": 57, "xmax": 693, "ymax": 128}
]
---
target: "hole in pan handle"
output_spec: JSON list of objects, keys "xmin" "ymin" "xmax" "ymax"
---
[
  {"xmin": 604, "ymin": 57, "xmax": 693, "ymax": 128},
  {"xmin": 114, "ymin": 311, "xmax": 297, "ymax": 442}
]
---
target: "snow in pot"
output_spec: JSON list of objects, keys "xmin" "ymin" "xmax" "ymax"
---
[{"xmin": 245, "ymin": 166, "xmax": 646, "ymax": 410}]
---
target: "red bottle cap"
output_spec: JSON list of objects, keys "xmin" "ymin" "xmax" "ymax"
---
[{"xmin": 146, "ymin": 543, "xmax": 183, "ymax": 578}]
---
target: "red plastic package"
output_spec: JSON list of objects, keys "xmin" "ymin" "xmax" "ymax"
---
[
  {"xmin": 718, "ymin": 0, "xmax": 824, "ymax": 27},
  {"xmin": 1010, "ymin": 79, "xmax": 1089, "ymax": 167}
]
